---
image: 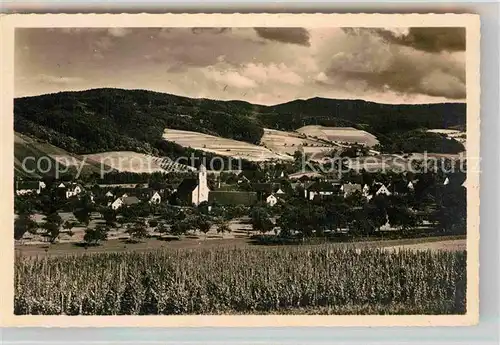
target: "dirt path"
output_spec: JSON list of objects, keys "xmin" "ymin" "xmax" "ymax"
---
[{"xmin": 382, "ymin": 239, "xmax": 466, "ymax": 252}]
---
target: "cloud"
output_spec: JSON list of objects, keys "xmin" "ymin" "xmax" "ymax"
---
[
  {"xmin": 15, "ymin": 27, "xmax": 465, "ymax": 103},
  {"xmin": 241, "ymin": 63, "xmax": 304, "ymax": 86},
  {"xmin": 254, "ymin": 28, "xmax": 310, "ymax": 46},
  {"xmin": 202, "ymin": 67, "xmax": 257, "ymax": 89},
  {"xmin": 344, "ymin": 27, "xmax": 465, "ymax": 53},
  {"xmin": 322, "ymin": 30, "xmax": 465, "ymax": 100},
  {"xmin": 34, "ymin": 74, "xmax": 84, "ymax": 85}
]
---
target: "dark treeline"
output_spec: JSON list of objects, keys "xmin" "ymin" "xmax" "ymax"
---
[{"xmin": 15, "ymin": 88, "xmax": 466, "ymax": 160}]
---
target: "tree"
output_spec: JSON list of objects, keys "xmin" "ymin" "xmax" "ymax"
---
[
  {"xmin": 126, "ymin": 225, "xmax": 149, "ymax": 243},
  {"xmin": 148, "ymin": 219, "xmax": 159, "ymax": 229},
  {"xmin": 101, "ymin": 208, "xmax": 118, "ymax": 227},
  {"xmin": 42, "ymin": 212, "xmax": 62, "ymax": 243},
  {"xmin": 83, "ymin": 226, "xmax": 108, "ymax": 246},
  {"xmin": 215, "ymin": 218, "xmax": 231, "ymax": 234},
  {"xmin": 250, "ymin": 207, "xmax": 274, "ymax": 235},
  {"xmin": 435, "ymin": 185, "xmax": 466, "ymax": 234},
  {"xmin": 14, "ymin": 213, "xmax": 37, "ymax": 240},
  {"xmin": 171, "ymin": 219, "xmax": 189, "ymax": 236},
  {"xmin": 62, "ymin": 220, "xmax": 76, "ymax": 237},
  {"xmin": 74, "ymin": 207, "xmax": 91, "ymax": 227},
  {"xmin": 387, "ymin": 205, "xmax": 419, "ymax": 232},
  {"xmin": 157, "ymin": 222, "xmax": 170, "ymax": 236},
  {"xmin": 195, "ymin": 215, "xmax": 212, "ymax": 237}
]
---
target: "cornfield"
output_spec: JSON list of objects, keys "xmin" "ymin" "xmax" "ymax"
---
[{"xmin": 15, "ymin": 246, "xmax": 466, "ymax": 315}]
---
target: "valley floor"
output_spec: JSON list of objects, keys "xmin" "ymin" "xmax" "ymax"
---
[{"xmin": 15, "ymin": 235, "xmax": 466, "ymax": 258}]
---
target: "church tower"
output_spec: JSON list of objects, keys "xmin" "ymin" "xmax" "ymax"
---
[{"xmin": 196, "ymin": 164, "xmax": 209, "ymax": 205}]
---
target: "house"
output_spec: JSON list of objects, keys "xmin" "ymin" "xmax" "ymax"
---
[
  {"xmin": 341, "ymin": 183, "xmax": 362, "ymax": 198},
  {"xmin": 15, "ymin": 181, "xmax": 44, "ymax": 195},
  {"xmin": 276, "ymin": 188, "xmax": 286, "ymax": 195},
  {"xmin": 118, "ymin": 188, "xmax": 161, "ymax": 204},
  {"xmin": 174, "ymin": 165, "xmax": 210, "ymax": 206},
  {"xmin": 123, "ymin": 196, "xmax": 141, "ymax": 206},
  {"xmin": 407, "ymin": 181, "xmax": 415, "ymax": 191},
  {"xmin": 110, "ymin": 195, "xmax": 141, "ymax": 210},
  {"xmin": 208, "ymin": 190, "xmax": 258, "ymax": 206},
  {"xmin": 110, "ymin": 198, "xmax": 123, "ymax": 210},
  {"xmin": 375, "ymin": 184, "xmax": 392, "ymax": 196},
  {"xmin": 251, "ymin": 183, "xmax": 280, "ymax": 201},
  {"xmin": 462, "ymin": 178, "xmax": 468, "ymax": 188},
  {"xmin": 362, "ymin": 184, "xmax": 370, "ymax": 197},
  {"xmin": 443, "ymin": 177, "xmax": 450, "ymax": 185},
  {"xmin": 105, "ymin": 191, "xmax": 114, "ymax": 198},
  {"xmin": 60, "ymin": 183, "xmax": 84, "ymax": 199},
  {"xmin": 149, "ymin": 191, "xmax": 162, "ymax": 204},
  {"xmin": 304, "ymin": 181, "xmax": 341, "ymax": 200},
  {"xmin": 266, "ymin": 194, "xmax": 278, "ymax": 207}
]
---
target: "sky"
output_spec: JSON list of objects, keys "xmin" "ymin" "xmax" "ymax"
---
[{"xmin": 15, "ymin": 27, "xmax": 466, "ymax": 105}]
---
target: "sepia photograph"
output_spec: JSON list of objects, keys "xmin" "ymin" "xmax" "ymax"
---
[{"xmin": 1, "ymin": 13, "xmax": 480, "ymax": 326}]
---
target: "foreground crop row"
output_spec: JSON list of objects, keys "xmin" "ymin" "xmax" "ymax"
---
[{"xmin": 15, "ymin": 246, "xmax": 466, "ymax": 315}]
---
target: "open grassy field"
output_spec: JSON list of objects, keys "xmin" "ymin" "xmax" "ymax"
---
[
  {"xmin": 83, "ymin": 151, "xmax": 194, "ymax": 173},
  {"xmin": 14, "ymin": 244, "xmax": 466, "ymax": 315},
  {"xmin": 163, "ymin": 128, "xmax": 293, "ymax": 162},
  {"xmin": 296, "ymin": 126, "xmax": 379, "ymax": 147},
  {"xmin": 427, "ymin": 129, "xmax": 466, "ymax": 145},
  {"xmin": 260, "ymin": 128, "xmax": 339, "ymax": 156}
]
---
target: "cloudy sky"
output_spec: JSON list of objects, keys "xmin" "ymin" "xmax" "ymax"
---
[{"xmin": 15, "ymin": 27, "xmax": 465, "ymax": 105}]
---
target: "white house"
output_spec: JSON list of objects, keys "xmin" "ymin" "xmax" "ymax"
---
[
  {"xmin": 362, "ymin": 184, "xmax": 370, "ymax": 197},
  {"xmin": 65, "ymin": 184, "xmax": 83, "ymax": 199},
  {"xmin": 105, "ymin": 191, "xmax": 114, "ymax": 198},
  {"xmin": 276, "ymin": 188, "xmax": 285, "ymax": 195},
  {"xmin": 110, "ymin": 198, "xmax": 123, "ymax": 210},
  {"xmin": 443, "ymin": 177, "xmax": 450, "ymax": 185},
  {"xmin": 149, "ymin": 191, "xmax": 162, "ymax": 204},
  {"xmin": 375, "ymin": 184, "xmax": 392, "ymax": 196},
  {"xmin": 266, "ymin": 194, "xmax": 278, "ymax": 207},
  {"xmin": 407, "ymin": 181, "xmax": 415, "ymax": 191}
]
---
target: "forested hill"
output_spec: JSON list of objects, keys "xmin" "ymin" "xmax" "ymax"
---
[{"xmin": 14, "ymin": 88, "xmax": 466, "ymax": 156}]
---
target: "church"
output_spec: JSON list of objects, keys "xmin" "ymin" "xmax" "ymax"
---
[{"xmin": 174, "ymin": 165, "xmax": 210, "ymax": 206}]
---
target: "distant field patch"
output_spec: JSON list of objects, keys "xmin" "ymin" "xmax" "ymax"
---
[
  {"xmin": 163, "ymin": 129, "xmax": 293, "ymax": 162},
  {"xmin": 427, "ymin": 129, "xmax": 466, "ymax": 145},
  {"xmin": 297, "ymin": 126, "xmax": 379, "ymax": 147},
  {"xmin": 83, "ymin": 151, "xmax": 194, "ymax": 173},
  {"xmin": 260, "ymin": 128, "xmax": 339, "ymax": 156}
]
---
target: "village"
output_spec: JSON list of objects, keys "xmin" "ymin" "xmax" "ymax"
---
[{"xmin": 14, "ymin": 157, "xmax": 467, "ymax": 252}]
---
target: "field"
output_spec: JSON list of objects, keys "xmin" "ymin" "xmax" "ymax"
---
[
  {"xmin": 14, "ymin": 132, "xmax": 104, "ymax": 178},
  {"xmin": 14, "ymin": 245, "xmax": 466, "ymax": 315},
  {"xmin": 83, "ymin": 151, "xmax": 194, "ymax": 173},
  {"xmin": 260, "ymin": 128, "xmax": 339, "ymax": 156},
  {"xmin": 296, "ymin": 126, "xmax": 379, "ymax": 147},
  {"xmin": 427, "ymin": 129, "xmax": 466, "ymax": 145},
  {"xmin": 163, "ymin": 128, "xmax": 293, "ymax": 162}
]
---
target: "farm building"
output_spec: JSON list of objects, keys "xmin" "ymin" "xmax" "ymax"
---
[
  {"xmin": 15, "ymin": 180, "xmax": 45, "ymax": 195},
  {"xmin": 110, "ymin": 196, "xmax": 141, "ymax": 210},
  {"xmin": 304, "ymin": 181, "xmax": 342, "ymax": 200},
  {"xmin": 208, "ymin": 191, "xmax": 258, "ymax": 206}
]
